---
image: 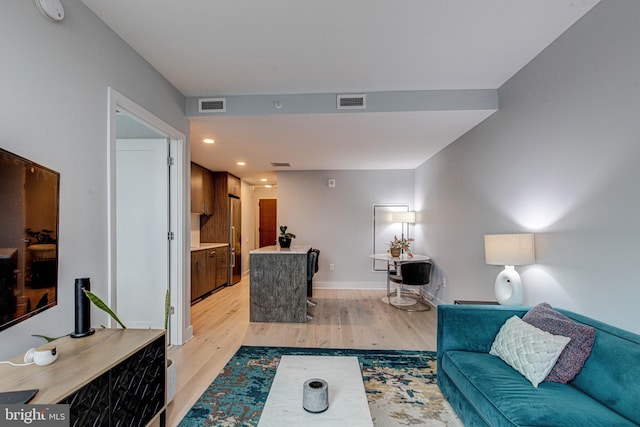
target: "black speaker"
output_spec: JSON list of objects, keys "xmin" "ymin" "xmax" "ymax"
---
[{"xmin": 70, "ymin": 277, "xmax": 95, "ymax": 338}]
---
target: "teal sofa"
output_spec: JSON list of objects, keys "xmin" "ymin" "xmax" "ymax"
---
[{"xmin": 437, "ymin": 304, "xmax": 640, "ymax": 426}]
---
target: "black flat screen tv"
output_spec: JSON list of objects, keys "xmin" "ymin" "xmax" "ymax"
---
[{"xmin": 0, "ymin": 148, "xmax": 59, "ymax": 331}]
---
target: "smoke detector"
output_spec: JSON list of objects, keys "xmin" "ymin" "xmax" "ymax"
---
[{"xmin": 35, "ymin": 0, "xmax": 64, "ymax": 22}]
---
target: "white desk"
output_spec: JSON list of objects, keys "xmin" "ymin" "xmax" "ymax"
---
[
  {"xmin": 258, "ymin": 355, "xmax": 373, "ymax": 427},
  {"xmin": 369, "ymin": 253, "xmax": 431, "ymax": 263}
]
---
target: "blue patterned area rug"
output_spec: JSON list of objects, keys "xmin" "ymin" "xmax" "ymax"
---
[{"xmin": 179, "ymin": 346, "xmax": 462, "ymax": 426}]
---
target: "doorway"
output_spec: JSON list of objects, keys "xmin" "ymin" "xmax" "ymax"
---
[
  {"xmin": 259, "ymin": 199, "xmax": 277, "ymax": 247},
  {"xmin": 116, "ymin": 138, "xmax": 168, "ymax": 329},
  {"xmin": 107, "ymin": 88, "xmax": 190, "ymax": 345}
]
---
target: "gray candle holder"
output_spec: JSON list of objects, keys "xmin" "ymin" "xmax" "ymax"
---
[{"xmin": 303, "ymin": 378, "xmax": 329, "ymax": 413}]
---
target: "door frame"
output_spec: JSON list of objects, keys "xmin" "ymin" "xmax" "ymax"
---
[{"xmin": 107, "ymin": 87, "xmax": 191, "ymax": 345}]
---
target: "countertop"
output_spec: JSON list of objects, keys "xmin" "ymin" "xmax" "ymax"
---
[
  {"xmin": 191, "ymin": 242, "xmax": 228, "ymax": 252},
  {"xmin": 250, "ymin": 245, "xmax": 311, "ymax": 254}
]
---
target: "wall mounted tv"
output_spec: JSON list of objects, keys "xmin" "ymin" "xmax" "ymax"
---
[{"xmin": 0, "ymin": 148, "xmax": 59, "ymax": 331}]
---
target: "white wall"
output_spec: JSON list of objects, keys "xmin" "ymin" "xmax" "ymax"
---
[
  {"xmin": 277, "ymin": 170, "xmax": 414, "ymax": 288},
  {"xmin": 240, "ymin": 185, "xmax": 278, "ymax": 276},
  {"xmin": 0, "ymin": 0, "xmax": 188, "ymax": 359},
  {"xmin": 413, "ymin": 0, "xmax": 640, "ymax": 334}
]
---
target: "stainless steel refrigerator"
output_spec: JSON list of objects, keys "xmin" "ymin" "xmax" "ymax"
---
[{"xmin": 229, "ymin": 196, "xmax": 241, "ymax": 285}]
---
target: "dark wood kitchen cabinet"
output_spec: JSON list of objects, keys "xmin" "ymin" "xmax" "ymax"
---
[
  {"xmin": 216, "ymin": 246, "xmax": 228, "ymax": 288},
  {"xmin": 190, "ymin": 162, "xmax": 214, "ymax": 215},
  {"xmin": 191, "ymin": 246, "xmax": 228, "ymax": 302},
  {"xmin": 201, "ymin": 172, "xmax": 240, "ymax": 242},
  {"xmin": 191, "ymin": 249, "xmax": 208, "ymax": 301},
  {"xmin": 226, "ymin": 173, "xmax": 241, "ymax": 198}
]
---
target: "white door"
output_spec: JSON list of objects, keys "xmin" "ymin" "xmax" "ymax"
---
[{"xmin": 116, "ymin": 139, "xmax": 169, "ymax": 329}]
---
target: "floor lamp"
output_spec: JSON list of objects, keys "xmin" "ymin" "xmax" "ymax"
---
[
  {"xmin": 484, "ymin": 233, "xmax": 535, "ymax": 305},
  {"xmin": 387, "ymin": 211, "xmax": 416, "ymax": 306}
]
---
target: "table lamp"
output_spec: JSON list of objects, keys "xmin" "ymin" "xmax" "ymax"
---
[
  {"xmin": 484, "ymin": 233, "xmax": 535, "ymax": 305},
  {"xmin": 390, "ymin": 211, "xmax": 416, "ymax": 241}
]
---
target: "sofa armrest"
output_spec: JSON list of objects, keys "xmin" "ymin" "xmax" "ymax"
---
[{"xmin": 437, "ymin": 304, "xmax": 529, "ymax": 360}]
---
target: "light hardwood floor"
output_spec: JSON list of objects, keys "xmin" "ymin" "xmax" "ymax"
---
[{"xmin": 163, "ymin": 276, "xmax": 438, "ymax": 427}]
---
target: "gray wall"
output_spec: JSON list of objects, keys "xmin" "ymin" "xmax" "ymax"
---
[
  {"xmin": 277, "ymin": 170, "xmax": 414, "ymax": 288},
  {"xmin": 0, "ymin": 0, "xmax": 188, "ymax": 359},
  {"xmin": 414, "ymin": 0, "xmax": 640, "ymax": 334}
]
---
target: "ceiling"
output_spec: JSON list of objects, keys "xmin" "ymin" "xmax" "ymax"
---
[{"xmin": 82, "ymin": 0, "xmax": 600, "ymax": 186}]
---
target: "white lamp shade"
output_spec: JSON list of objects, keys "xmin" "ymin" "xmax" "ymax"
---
[
  {"xmin": 484, "ymin": 233, "xmax": 535, "ymax": 266},
  {"xmin": 390, "ymin": 211, "xmax": 416, "ymax": 224}
]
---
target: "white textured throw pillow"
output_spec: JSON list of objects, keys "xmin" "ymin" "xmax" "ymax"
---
[{"xmin": 490, "ymin": 315, "xmax": 571, "ymax": 387}]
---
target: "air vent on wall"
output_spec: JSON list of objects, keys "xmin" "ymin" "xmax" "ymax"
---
[
  {"xmin": 199, "ymin": 97, "xmax": 226, "ymax": 113},
  {"xmin": 270, "ymin": 162, "xmax": 292, "ymax": 167},
  {"xmin": 337, "ymin": 94, "xmax": 366, "ymax": 110}
]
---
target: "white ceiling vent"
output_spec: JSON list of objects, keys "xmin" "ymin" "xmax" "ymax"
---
[
  {"xmin": 337, "ymin": 94, "xmax": 366, "ymax": 110},
  {"xmin": 270, "ymin": 162, "xmax": 292, "ymax": 167},
  {"xmin": 199, "ymin": 97, "xmax": 226, "ymax": 113}
]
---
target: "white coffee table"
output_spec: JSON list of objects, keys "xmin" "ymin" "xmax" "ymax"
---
[{"xmin": 258, "ymin": 355, "xmax": 373, "ymax": 427}]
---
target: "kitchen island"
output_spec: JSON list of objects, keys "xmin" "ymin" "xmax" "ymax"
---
[{"xmin": 249, "ymin": 245, "xmax": 310, "ymax": 323}]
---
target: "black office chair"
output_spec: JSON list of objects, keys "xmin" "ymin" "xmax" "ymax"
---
[
  {"xmin": 306, "ymin": 249, "xmax": 320, "ymax": 319},
  {"xmin": 387, "ymin": 261, "xmax": 432, "ymax": 312},
  {"xmin": 307, "ymin": 248, "xmax": 319, "ymax": 298}
]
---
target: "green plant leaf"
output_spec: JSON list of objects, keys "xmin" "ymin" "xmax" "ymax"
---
[
  {"xmin": 82, "ymin": 288, "xmax": 127, "ymax": 329},
  {"xmin": 31, "ymin": 334, "xmax": 65, "ymax": 342}
]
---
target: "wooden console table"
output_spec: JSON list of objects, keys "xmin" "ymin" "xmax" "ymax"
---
[{"xmin": 0, "ymin": 328, "xmax": 166, "ymax": 427}]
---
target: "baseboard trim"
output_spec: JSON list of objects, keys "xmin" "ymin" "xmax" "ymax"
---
[
  {"xmin": 313, "ymin": 281, "xmax": 387, "ymax": 291},
  {"xmin": 183, "ymin": 325, "xmax": 194, "ymax": 344}
]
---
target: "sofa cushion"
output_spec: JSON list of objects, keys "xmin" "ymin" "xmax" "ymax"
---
[
  {"xmin": 441, "ymin": 350, "xmax": 638, "ymax": 427},
  {"xmin": 565, "ymin": 311, "xmax": 640, "ymax": 425},
  {"xmin": 490, "ymin": 315, "xmax": 570, "ymax": 387},
  {"xmin": 523, "ymin": 303, "xmax": 596, "ymax": 383}
]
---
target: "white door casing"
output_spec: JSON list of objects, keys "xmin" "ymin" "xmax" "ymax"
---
[{"xmin": 107, "ymin": 87, "xmax": 192, "ymax": 346}]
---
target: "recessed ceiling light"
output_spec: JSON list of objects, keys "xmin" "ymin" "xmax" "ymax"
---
[
  {"xmin": 265, "ymin": 185, "xmax": 273, "ymax": 188},
  {"xmin": 237, "ymin": 161, "xmax": 246, "ymax": 166},
  {"xmin": 260, "ymin": 178, "xmax": 267, "ymax": 182},
  {"xmin": 203, "ymin": 138, "xmax": 215, "ymax": 144}
]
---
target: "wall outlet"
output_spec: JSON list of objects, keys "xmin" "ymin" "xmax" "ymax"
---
[{"xmin": 329, "ymin": 263, "xmax": 335, "ymax": 271}]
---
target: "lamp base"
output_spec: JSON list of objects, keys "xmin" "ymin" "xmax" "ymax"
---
[{"xmin": 494, "ymin": 266, "xmax": 523, "ymax": 305}]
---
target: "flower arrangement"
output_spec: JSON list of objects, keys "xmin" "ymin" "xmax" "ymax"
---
[{"xmin": 388, "ymin": 235, "xmax": 413, "ymax": 256}]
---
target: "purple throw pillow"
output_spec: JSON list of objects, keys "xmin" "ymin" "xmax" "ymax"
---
[{"xmin": 522, "ymin": 303, "xmax": 596, "ymax": 383}]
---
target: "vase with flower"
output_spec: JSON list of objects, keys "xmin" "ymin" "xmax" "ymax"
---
[{"xmin": 388, "ymin": 235, "xmax": 413, "ymax": 257}]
